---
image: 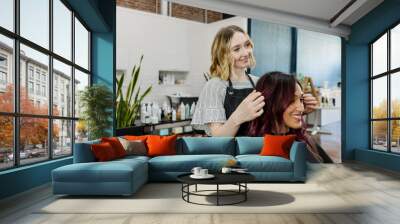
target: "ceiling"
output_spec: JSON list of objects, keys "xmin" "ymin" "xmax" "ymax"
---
[{"xmin": 170, "ymin": 0, "xmax": 384, "ymax": 37}]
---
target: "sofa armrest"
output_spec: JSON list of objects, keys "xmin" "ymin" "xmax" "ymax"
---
[
  {"xmin": 73, "ymin": 140, "xmax": 100, "ymax": 163},
  {"xmin": 289, "ymin": 141, "xmax": 307, "ymax": 181}
]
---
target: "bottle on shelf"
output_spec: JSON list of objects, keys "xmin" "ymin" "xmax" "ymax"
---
[
  {"xmin": 190, "ymin": 102, "xmax": 196, "ymax": 118},
  {"xmin": 179, "ymin": 102, "xmax": 186, "ymax": 120},
  {"xmin": 140, "ymin": 103, "xmax": 146, "ymax": 123},
  {"xmin": 185, "ymin": 103, "xmax": 190, "ymax": 119},
  {"xmin": 172, "ymin": 108, "xmax": 176, "ymax": 121}
]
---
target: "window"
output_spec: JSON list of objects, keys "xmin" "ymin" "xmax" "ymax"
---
[
  {"xmin": 36, "ymin": 83, "xmax": 40, "ymax": 95},
  {"xmin": 20, "ymin": 0, "xmax": 49, "ymax": 49},
  {"xmin": 42, "ymin": 85, "xmax": 46, "ymax": 97},
  {"xmin": 0, "ymin": 54, "xmax": 7, "ymax": 67},
  {"xmin": 0, "ymin": 0, "xmax": 14, "ymax": 32},
  {"xmin": 53, "ymin": 0, "xmax": 72, "ymax": 60},
  {"xmin": 75, "ymin": 17, "xmax": 89, "ymax": 70},
  {"xmin": 28, "ymin": 67, "xmax": 34, "ymax": 80},
  {"xmin": 0, "ymin": 0, "xmax": 91, "ymax": 170},
  {"xmin": 0, "ymin": 54, "xmax": 8, "ymax": 86},
  {"xmin": 0, "ymin": 71, "xmax": 6, "ymax": 85},
  {"xmin": 28, "ymin": 81, "xmax": 34, "ymax": 94},
  {"xmin": 0, "ymin": 35, "xmax": 13, "ymax": 113},
  {"xmin": 370, "ymin": 23, "xmax": 400, "ymax": 153},
  {"xmin": 35, "ymin": 70, "xmax": 41, "ymax": 81}
]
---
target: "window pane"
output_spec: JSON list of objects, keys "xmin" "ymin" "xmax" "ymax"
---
[
  {"xmin": 53, "ymin": 0, "xmax": 72, "ymax": 60},
  {"xmin": 372, "ymin": 121, "xmax": 388, "ymax": 151},
  {"xmin": 372, "ymin": 76, "xmax": 387, "ymax": 119},
  {"xmin": 75, "ymin": 18, "xmax": 89, "ymax": 70},
  {"xmin": 0, "ymin": 0, "xmax": 13, "ymax": 31},
  {"xmin": 251, "ymin": 20, "xmax": 291, "ymax": 75},
  {"xmin": 391, "ymin": 72, "xmax": 400, "ymax": 118},
  {"xmin": 391, "ymin": 120, "xmax": 400, "ymax": 153},
  {"xmin": 53, "ymin": 59, "xmax": 72, "ymax": 117},
  {"xmin": 0, "ymin": 35, "xmax": 14, "ymax": 112},
  {"xmin": 53, "ymin": 119, "xmax": 72, "ymax": 158},
  {"xmin": 20, "ymin": 117, "xmax": 49, "ymax": 165},
  {"xmin": 372, "ymin": 33, "xmax": 387, "ymax": 76},
  {"xmin": 20, "ymin": 44, "xmax": 49, "ymax": 115},
  {"xmin": 0, "ymin": 116, "xmax": 13, "ymax": 170},
  {"xmin": 74, "ymin": 69, "xmax": 89, "ymax": 118},
  {"xmin": 75, "ymin": 120, "xmax": 88, "ymax": 143},
  {"xmin": 20, "ymin": 0, "xmax": 49, "ymax": 49},
  {"xmin": 297, "ymin": 29, "xmax": 342, "ymax": 88},
  {"xmin": 392, "ymin": 24, "xmax": 400, "ymax": 70}
]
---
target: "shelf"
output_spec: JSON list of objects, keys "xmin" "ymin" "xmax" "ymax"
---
[{"xmin": 159, "ymin": 70, "xmax": 188, "ymax": 85}]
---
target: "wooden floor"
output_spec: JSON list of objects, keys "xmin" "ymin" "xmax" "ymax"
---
[{"xmin": 1, "ymin": 162, "xmax": 400, "ymax": 224}]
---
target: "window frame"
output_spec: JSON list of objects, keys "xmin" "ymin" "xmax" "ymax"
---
[
  {"xmin": 370, "ymin": 21, "xmax": 400, "ymax": 154},
  {"xmin": 0, "ymin": 0, "xmax": 92, "ymax": 171}
]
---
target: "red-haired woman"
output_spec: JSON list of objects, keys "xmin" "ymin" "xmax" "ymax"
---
[{"xmin": 247, "ymin": 72, "xmax": 328, "ymax": 162}]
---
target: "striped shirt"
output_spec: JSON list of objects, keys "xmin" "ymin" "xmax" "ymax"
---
[{"xmin": 191, "ymin": 74, "xmax": 259, "ymax": 136}]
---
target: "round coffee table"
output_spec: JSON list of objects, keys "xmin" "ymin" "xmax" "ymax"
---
[{"xmin": 177, "ymin": 172, "xmax": 255, "ymax": 206}]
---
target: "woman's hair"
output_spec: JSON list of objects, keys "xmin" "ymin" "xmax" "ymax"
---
[
  {"xmin": 209, "ymin": 25, "xmax": 256, "ymax": 81},
  {"xmin": 247, "ymin": 72, "xmax": 297, "ymax": 136},
  {"xmin": 247, "ymin": 71, "xmax": 323, "ymax": 162}
]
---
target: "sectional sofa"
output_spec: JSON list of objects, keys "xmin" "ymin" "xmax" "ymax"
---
[{"xmin": 52, "ymin": 137, "xmax": 307, "ymax": 196}]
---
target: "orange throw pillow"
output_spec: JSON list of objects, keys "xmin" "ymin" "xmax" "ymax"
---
[
  {"xmin": 101, "ymin": 137, "xmax": 126, "ymax": 158},
  {"xmin": 146, "ymin": 135, "xmax": 177, "ymax": 157},
  {"xmin": 91, "ymin": 142, "xmax": 117, "ymax": 161},
  {"xmin": 124, "ymin": 135, "xmax": 148, "ymax": 141},
  {"xmin": 260, "ymin": 134, "xmax": 296, "ymax": 159}
]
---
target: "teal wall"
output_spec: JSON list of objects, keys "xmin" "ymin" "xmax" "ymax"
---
[
  {"xmin": 0, "ymin": 158, "xmax": 72, "ymax": 199},
  {"xmin": 0, "ymin": 0, "xmax": 116, "ymax": 200},
  {"xmin": 345, "ymin": 0, "xmax": 400, "ymax": 171}
]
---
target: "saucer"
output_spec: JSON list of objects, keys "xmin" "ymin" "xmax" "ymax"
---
[{"xmin": 190, "ymin": 174, "xmax": 215, "ymax": 179}]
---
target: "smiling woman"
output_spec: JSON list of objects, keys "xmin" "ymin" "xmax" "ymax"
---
[{"xmin": 247, "ymin": 72, "xmax": 323, "ymax": 162}]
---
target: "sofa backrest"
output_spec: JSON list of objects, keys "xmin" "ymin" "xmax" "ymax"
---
[
  {"xmin": 177, "ymin": 137, "xmax": 235, "ymax": 155},
  {"xmin": 235, "ymin": 137, "xmax": 263, "ymax": 155}
]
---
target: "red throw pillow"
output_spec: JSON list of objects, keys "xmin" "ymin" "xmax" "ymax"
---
[
  {"xmin": 260, "ymin": 134, "xmax": 296, "ymax": 159},
  {"xmin": 91, "ymin": 142, "xmax": 118, "ymax": 161},
  {"xmin": 146, "ymin": 135, "xmax": 177, "ymax": 157},
  {"xmin": 101, "ymin": 137, "xmax": 127, "ymax": 158},
  {"xmin": 124, "ymin": 135, "xmax": 148, "ymax": 141}
]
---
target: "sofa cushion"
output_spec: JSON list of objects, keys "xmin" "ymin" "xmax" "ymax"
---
[
  {"xmin": 101, "ymin": 137, "xmax": 127, "ymax": 158},
  {"xmin": 118, "ymin": 137, "xmax": 147, "ymax": 156},
  {"xmin": 259, "ymin": 135, "xmax": 296, "ymax": 159},
  {"xmin": 52, "ymin": 159, "xmax": 147, "ymax": 183},
  {"xmin": 177, "ymin": 137, "xmax": 235, "ymax": 155},
  {"xmin": 148, "ymin": 154, "xmax": 235, "ymax": 172},
  {"xmin": 236, "ymin": 155, "xmax": 293, "ymax": 172},
  {"xmin": 91, "ymin": 142, "xmax": 118, "ymax": 161},
  {"xmin": 147, "ymin": 135, "xmax": 177, "ymax": 157},
  {"xmin": 235, "ymin": 137, "xmax": 263, "ymax": 155}
]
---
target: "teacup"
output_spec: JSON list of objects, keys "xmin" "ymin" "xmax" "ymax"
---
[
  {"xmin": 199, "ymin": 168, "xmax": 208, "ymax": 176},
  {"xmin": 221, "ymin": 167, "xmax": 232, "ymax": 174},
  {"xmin": 191, "ymin": 167, "xmax": 202, "ymax": 176}
]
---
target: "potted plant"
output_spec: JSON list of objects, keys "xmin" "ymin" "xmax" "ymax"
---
[
  {"xmin": 116, "ymin": 55, "xmax": 152, "ymax": 129},
  {"xmin": 79, "ymin": 84, "xmax": 113, "ymax": 140}
]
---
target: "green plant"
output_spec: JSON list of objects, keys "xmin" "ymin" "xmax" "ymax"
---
[
  {"xmin": 116, "ymin": 55, "xmax": 152, "ymax": 128},
  {"xmin": 79, "ymin": 84, "xmax": 113, "ymax": 140}
]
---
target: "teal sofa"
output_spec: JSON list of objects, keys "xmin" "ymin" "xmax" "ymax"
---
[{"xmin": 52, "ymin": 137, "xmax": 306, "ymax": 196}]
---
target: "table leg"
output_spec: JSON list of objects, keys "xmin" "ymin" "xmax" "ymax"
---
[
  {"xmin": 245, "ymin": 183, "xmax": 247, "ymax": 201},
  {"xmin": 217, "ymin": 184, "xmax": 219, "ymax": 206},
  {"xmin": 195, "ymin": 184, "xmax": 197, "ymax": 192}
]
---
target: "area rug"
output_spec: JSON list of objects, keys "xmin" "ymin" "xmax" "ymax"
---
[{"xmin": 37, "ymin": 183, "xmax": 362, "ymax": 214}]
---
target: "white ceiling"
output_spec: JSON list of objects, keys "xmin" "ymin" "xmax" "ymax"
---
[
  {"xmin": 223, "ymin": 0, "xmax": 353, "ymax": 23},
  {"xmin": 170, "ymin": 0, "xmax": 384, "ymax": 38}
]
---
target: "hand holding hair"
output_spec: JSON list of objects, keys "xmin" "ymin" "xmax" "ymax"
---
[{"xmin": 230, "ymin": 90, "xmax": 265, "ymax": 125}]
